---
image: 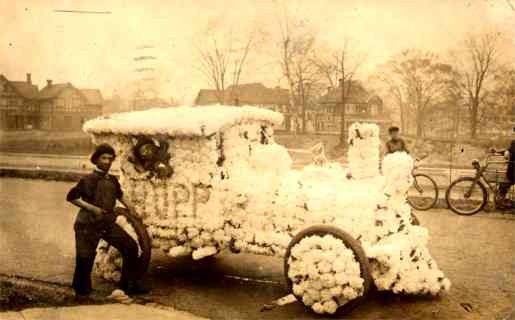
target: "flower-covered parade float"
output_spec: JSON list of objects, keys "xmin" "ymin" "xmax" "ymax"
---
[{"xmin": 83, "ymin": 105, "xmax": 450, "ymax": 315}]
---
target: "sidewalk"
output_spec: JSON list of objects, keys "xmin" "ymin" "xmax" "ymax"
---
[{"xmin": 0, "ymin": 303, "xmax": 208, "ymax": 320}]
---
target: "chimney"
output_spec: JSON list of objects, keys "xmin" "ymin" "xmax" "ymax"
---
[
  {"xmin": 26, "ymin": 73, "xmax": 32, "ymax": 84},
  {"xmin": 47, "ymin": 79, "xmax": 52, "ymax": 87},
  {"xmin": 327, "ymin": 86, "xmax": 332, "ymax": 93},
  {"xmin": 338, "ymin": 78, "xmax": 344, "ymax": 87}
]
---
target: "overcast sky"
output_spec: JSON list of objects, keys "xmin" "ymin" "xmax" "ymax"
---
[{"xmin": 1, "ymin": 0, "xmax": 514, "ymax": 104}]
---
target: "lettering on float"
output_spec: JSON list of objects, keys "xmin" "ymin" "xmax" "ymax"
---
[{"xmin": 169, "ymin": 183, "xmax": 211, "ymax": 218}]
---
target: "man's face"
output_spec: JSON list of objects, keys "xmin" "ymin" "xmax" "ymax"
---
[
  {"xmin": 96, "ymin": 153, "xmax": 114, "ymax": 171},
  {"xmin": 390, "ymin": 131, "xmax": 399, "ymax": 140}
]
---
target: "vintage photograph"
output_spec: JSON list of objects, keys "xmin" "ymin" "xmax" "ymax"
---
[{"xmin": 0, "ymin": 1, "xmax": 514, "ymax": 319}]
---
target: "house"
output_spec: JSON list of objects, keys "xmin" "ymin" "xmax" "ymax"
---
[
  {"xmin": 316, "ymin": 80, "xmax": 391, "ymax": 135},
  {"xmin": 38, "ymin": 80, "xmax": 103, "ymax": 131},
  {"xmin": 0, "ymin": 73, "xmax": 39, "ymax": 130},
  {"xmin": 195, "ymin": 82, "xmax": 290, "ymax": 129}
]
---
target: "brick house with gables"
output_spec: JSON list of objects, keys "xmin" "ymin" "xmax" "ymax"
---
[
  {"xmin": 38, "ymin": 80, "xmax": 102, "ymax": 131},
  {"xmin": 0, "ymin": 73, "xmax": 39, "ymax": 130}
]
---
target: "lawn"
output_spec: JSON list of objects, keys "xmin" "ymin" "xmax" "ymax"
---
[{"xmin": 0, "ymin": 130, "xmax": 93, "ymax": 155}]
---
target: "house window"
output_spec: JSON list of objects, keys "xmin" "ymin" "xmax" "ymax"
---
[
  {"xmin": 57, "ymin": 98, "xmax": 65, "ymax": 108},
  {"xmin": 357, "ymin": 105, "xmax": 368, "ymax": 114}
]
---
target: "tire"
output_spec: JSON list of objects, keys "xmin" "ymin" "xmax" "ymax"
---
[
  {"xmin": 445, "ymin": 177, "xmax": 488, "ymax": 216},
  {"xmin": 407, "ymin": 174, "xmax": 439, "ymax": 211},
  {"xmin": 118, "ymin": 208, "xmax": 152, "ymax": 278},
  {"xmin": 410, "ymin": 213, "xmax": 420, "ymax": 226},
  {"xmin": 284, "ymin": 225, "xmax": 372, "ymax": 315}
]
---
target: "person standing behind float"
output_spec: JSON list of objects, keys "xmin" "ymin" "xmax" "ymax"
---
[{"xmin": 385, "ymin": 126, "xmax": 409, "ymax": 155}]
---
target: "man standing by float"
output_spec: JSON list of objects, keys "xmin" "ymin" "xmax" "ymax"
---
[{"xmin": 66, "ymin": 143, "xmax": 148, "ymax": 297}]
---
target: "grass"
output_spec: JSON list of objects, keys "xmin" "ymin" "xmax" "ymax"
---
[{"xmin": 0, "ymin": 130, "xmax": 92, "ymax": 155}]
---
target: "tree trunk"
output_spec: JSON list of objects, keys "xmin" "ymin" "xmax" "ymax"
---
[
  {"xmin": 339, "ymin": 101, "xmax": 346, "ymax": 144},
  {"xmin": 471, "ymin": 98, "xmax": 478, "ymax": 138},
  {"xmin": 339, "ymin": 83, "xmax": 346, "ymax": 145},
  {"xmin": 416, "ymin": 108, "xmax": 424, "ymax": 138},
  {"xmin": 400, "ymin": 103, "xmax": 406, "ymax": 132},
  {"xmin": 300, "ymin": 81, "xmax": 307, "ymax": 134}
]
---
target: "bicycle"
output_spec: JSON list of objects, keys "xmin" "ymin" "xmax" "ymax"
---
[
  {"xmin": 407, "ymin": 158, "xmax": 439, "ymax": 211},
  {"xmin": 445, "ymin": 152, "xmax": 514, "ymax": 216}
]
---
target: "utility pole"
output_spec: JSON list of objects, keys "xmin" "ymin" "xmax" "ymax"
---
[{"xmin": 132, "ymin": 45, "xmax": 158, "ymax": 111}]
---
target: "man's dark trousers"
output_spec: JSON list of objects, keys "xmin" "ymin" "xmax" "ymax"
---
[{"xmin": 72, "ymin": 220, "xmax": 139, "ymax": 295}]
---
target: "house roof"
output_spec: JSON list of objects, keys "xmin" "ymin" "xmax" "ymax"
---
[
  {"xmin": 38, "ymin": 83, "xmax": 73, "ymax": 99},
  {"xmin": 0, "ymin": 74, "xmax": 39, "ymax": 99},
  {"xmin": 319, "ymin": 80, "xmax": 381, "ymax": 105},
  {"xmin": 195, "ymin": 83, "xmax": 289, "ymax": 106},
  {"xmin": 9, "ymin": 81, "xmax": 39, "ymax": 99},
  {"xmin": 80, "ymin": 89, "xmax": 103, "ymax": 105}
]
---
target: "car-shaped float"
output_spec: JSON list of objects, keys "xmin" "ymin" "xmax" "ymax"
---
[{"xmin": 83, "ymin": 105, "xmax": 450, "ymax": 315}]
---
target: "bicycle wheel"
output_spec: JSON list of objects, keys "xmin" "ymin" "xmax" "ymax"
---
[
  {"xmin": 445, "ymin": 177, "xmax": 488, "ymax": 215},
  {"xmin": 407, "ymin": 173, "xmax": 439, "ymax": 211}
]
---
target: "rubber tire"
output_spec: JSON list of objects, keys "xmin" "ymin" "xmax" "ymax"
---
[
  {"xmin": 117, "ymin": 208, "xmax": 152, "ymax": 279},
  {"xmin": 445, "ymin": 177, "xmax": 488, "ymax": 216},
  {"xmin": 407, "ymin": 174, "xmax": 439, "ymax": 211},
  {"xmin": 284, "ymin": 225, "xmax": 372, "ymax": 316},
  {"xmin": 410, "ymin": 212, "xmax": 420, "ymax": 226}
]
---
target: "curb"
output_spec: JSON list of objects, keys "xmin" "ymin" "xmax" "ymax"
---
[
  {"xmin": 0, "ymin": 274, "xmax": 77, "ymax": 311},
  {"xmin": 0, "ymin": 168, "xmax": 85, "ymax": 182},
  {"xmin": 0, "ymin": 274, "xmax": 197, "ymax": 316}
]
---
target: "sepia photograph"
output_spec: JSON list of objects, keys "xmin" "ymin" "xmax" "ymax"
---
[{"xmin": 0, "ymin": 0, "xmax": 514, "ymax": 319}]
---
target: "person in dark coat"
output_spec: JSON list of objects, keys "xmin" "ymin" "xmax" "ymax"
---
[
  {"xmin": 67, "ymin": 143, "xmax": 148, "ymax": 297},
  {"xmin": 494, "ymin": 140, "xmax": 515, "ymax": 205}
]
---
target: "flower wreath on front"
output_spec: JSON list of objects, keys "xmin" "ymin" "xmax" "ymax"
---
[{"xmin": 127, "ymin": 135, "xmax": 174, "ymax": 180}]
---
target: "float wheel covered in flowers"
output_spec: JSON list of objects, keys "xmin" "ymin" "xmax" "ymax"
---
[{"xmin": 284, "ymin": 225, "xmax": 372, "ymax": 315}]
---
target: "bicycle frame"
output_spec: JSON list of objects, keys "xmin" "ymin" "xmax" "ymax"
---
[
  {"xmin": 465, "ymin": 159, "xmax": 513, "ymax": 207},
  {"xmin": 412, "ymin": 176, "xmax": 423, "ymax": 193},
  {"xmin": 464, "ymin": 162, "xmax": 495, "ymax": 199}
]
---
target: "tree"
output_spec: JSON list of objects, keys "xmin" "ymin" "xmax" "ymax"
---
[
  {"xmin": 274, "ymin": 3, "xmax": 322, "ymax": 133},
  {"xmin": 455, "ymin": 32, "xmax": 501, "ymax": 138},
  {"xmin": 195, "ymin": 20, "xmax": 261, "ymax": 104},
  {"xmin": 312, "ymin": 40, "xmax": 365, "ymax": 144},
  {"xmin": 479, "ymin": 68, "xmax": 515, "ymax": 132},
  {"xmin": 376, "ymin": 50, "xmax": 456, "ymax": 138}
]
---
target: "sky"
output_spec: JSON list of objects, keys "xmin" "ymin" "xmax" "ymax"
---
[{"xmin": 1, "ymin": 0, "xmax": 514, "ymax": 104}]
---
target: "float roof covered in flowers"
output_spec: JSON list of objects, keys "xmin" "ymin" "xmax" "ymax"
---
[{"xmin": 83, "ymin": 105, "xmax": 284, "ymax": 137}]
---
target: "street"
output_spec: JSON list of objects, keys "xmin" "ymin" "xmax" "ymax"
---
[{"xmin": 0, "ymin": 177, "xmax": 514, "ymax": 319}]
